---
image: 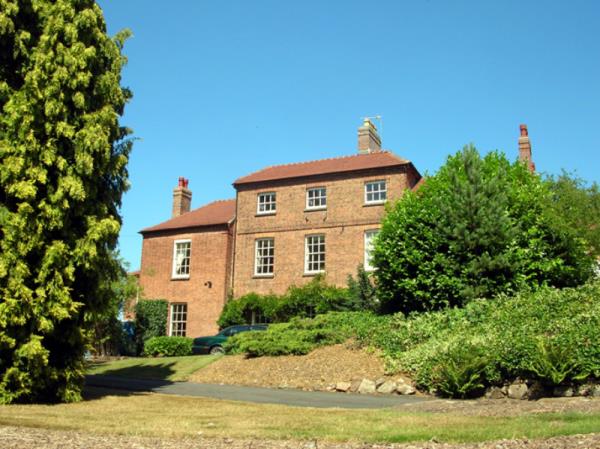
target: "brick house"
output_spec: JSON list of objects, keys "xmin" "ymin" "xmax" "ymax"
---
[{"xmin": 138, "ymin": 121, "xmax": 535, "ymax": 336}]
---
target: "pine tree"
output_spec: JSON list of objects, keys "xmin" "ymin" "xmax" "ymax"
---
[
  {"xmin": 374, "ymin": 146, "xmax": 595, "ymax": 314},
  {"xmin": 0, "ymin": 0, "xmax": 132, "ymax": 403}
]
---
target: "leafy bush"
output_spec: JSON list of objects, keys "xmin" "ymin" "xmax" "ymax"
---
[
  {"xmin": 143, "ymin": 336, "xmax": 192, "ymax": 357},
  {"xmin": 218, "ymin": 275, "xmax": 358, "ymax": 328},
  {"xmin": 374, "ymin": 147, "xmax": 595, "ymax": 314},
  {"xmin": 226, "ymin": 282, "xmax": 600, "ymax": 397},
  {"xmin": 218, "ymin": 293, "xmax": 280, "ymax": 328},
  {"xmin": 134, "ymin": 300, "xmax": 168, "ymax": 354}
]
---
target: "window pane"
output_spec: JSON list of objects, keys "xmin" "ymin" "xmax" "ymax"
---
[
  {"xmin": 255, "ymin": 238, "xmax": 275, "ymax": 275},
  {"xmin": 305, "ymin": 235, "xmax": 325, "ymax": 273},
  {"xmin": 170, "ymin": 303, "xmax": 187, "ymax": 336},
  {"xmin": 173, "ymin": 241, "xmax": 191, "ymax": 277}
]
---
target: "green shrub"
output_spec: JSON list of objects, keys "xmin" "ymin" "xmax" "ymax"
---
[
  {"xmin": 218, "ymin": 293, "xmax": 280, "ymax": 328},
  {"xmin": 143, "ymin": 336, "xmax": 193, "ymax": 357},
  {"xmin": 430, "ymin": 343, "xmax": 489, "ymax": 398},
  {"xmin": 225, "ymin": 281, "xmax": 600, "ymax": 398},
  {"xmin": 374, "ymin": 147, "xmax": 595, "ymax": 314},
  {"xmin": 134, "ymin": 300, "xmax": 168, "ymax": 354},
  {"xmin": 218, "ymin": 276, "xmax": 359, "ymax": 328}
]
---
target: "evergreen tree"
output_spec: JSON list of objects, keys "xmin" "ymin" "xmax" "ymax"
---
[
  {"xmin": 0, "ymin": 0, "xmax": 132, "ymax": 403},
  {"xmin": 373, "ymin": 146, "xmax": 594, "ymax": 314}
]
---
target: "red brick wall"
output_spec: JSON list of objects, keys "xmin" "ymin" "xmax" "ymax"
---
[
  {"xmin": 232, "ymin": 167, "xmax": 414, "ymax": 296},
  {"xmin": 139, "ymin": 225, "xmax": 232, "ymax": 337}
]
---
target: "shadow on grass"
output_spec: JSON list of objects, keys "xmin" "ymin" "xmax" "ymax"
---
[{"xmin": 84, "ymin": 361, "xmax": 178, "ymax": 401}]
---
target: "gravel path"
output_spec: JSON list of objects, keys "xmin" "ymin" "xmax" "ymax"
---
[{"xmin": 1, "ymin": 426, "xmax": 599, "ymax": 449}]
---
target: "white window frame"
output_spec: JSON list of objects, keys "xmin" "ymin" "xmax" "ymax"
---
[
  {"xmin": 364, "ymin": 229, "xmax": 380, "ymax": 271},
  {"xmin": 257, "ymin": 192, "xmax": 276, "ymax": 215},
  {"xmin": 364, "ymin": 180, "xmax": 387, "ymax": 204},
  {"xmin": 172, "ymin": 239, "xmax": 191, "ymax": 279},
  {"xmin": 306, "ymin": 187, "xmax": 327, "ymax": 210},
  {"xmin": 254, "ymin": 238, "xmax": 275, "ymax": 276},
  {"xmin": 305, "ymin": 234, "xmax": 326, "ymax": 274},
  {"xmin": 169, "ymin": 303, "xmax": 187, "ymax": 336}
]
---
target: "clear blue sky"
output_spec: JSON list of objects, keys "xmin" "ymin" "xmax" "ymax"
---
[{"xmin": 97, "ymin": 0, "xmax": 600, "ymax": 270}]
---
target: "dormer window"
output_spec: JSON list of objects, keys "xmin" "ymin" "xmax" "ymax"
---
[
  {"xmin": 257, "ymin": 192, "xmax": 276, "ymax": 215},
  {"xmin": 306, "ymin": 187, "xmax": 326, "ymax": 210},
  {"xmin": 365, "ymin": 180, "xmax": 387, "ymax": 204}
]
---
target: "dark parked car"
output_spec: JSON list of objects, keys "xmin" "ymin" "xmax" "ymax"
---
[{"xmin": 192, "ymin": 324, "xmax": 268, "ymax": 355}]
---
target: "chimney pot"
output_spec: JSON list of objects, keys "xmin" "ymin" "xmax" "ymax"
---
[
  {"xmin": 172, "ymin": 177, "xmax": 192, "ymax": 217},
  {"xmin": 518, "ymin": 124, "xmax": 535, "ymax": 173},
  {"xmin": 357, "ymin": 118, "xmax": 382, "ymax": 154}
]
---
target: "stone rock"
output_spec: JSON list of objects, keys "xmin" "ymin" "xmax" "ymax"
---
[
  {"xmin": 527, "ymin": 381, "xmax": 547, "ymax": 400},
  {"xmin": 396, "ymin": 377, "xmax": 407, "ymax": 385},
  {"xmin": 375, "ymin": 377, "xmax": 387, "ymax": 388},
  {"xmin": 553, "ymin": 385, "xmax": 574, "ymax": 397},
  {"xmin": 377, "ymin": 380, "xmax": 397, "ymax": 394},
  {"xmin": 335, "ymin": 382, "xmax": 352, "ymax": 393},
  {"xmin": 485, "ymin": 386, "xmax": 506, "ymax": 399},
  {"xmin": 396, "ymin": 384, "xmax": 416, "ymax": 395},
  {"xmin": 590, "ymin": 384, "xmax": 600, "ymax": 397},
  {"xmin": 575, "ymin": 384, "xmax": 591, "ymax": 397},
  {"xmin": 357, "ymin": 379, "xmax": 377, "ymax": 394},
  {"xmin": 507, "ymin": 383, "xmax": 528, "ymax": 400},
  {"xmin": 349, "ymin": 379, "xmax": 362, "ymax": 393}
]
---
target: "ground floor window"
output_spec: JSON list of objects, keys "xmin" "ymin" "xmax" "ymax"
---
[
  {"xmin": 170, "ymin": 303, "xmax": 187, "ymax": 336},
  {"xmin": 305, "ymin": 234, "xmax": 325, "ymax": 274}
]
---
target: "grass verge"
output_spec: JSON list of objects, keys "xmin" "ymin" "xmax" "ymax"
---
[
  {"xmin": 0, "ymin": 388, "xmax": 598, "ymax": 444},
  {"xmin": 87, "ymin": 355, "xmax": 220, "ymax": 382}
]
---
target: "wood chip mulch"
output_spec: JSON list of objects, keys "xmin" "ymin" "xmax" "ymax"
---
[{"xmin": 1, "ymin": 426, "xmax": 599, "ymax": 449}]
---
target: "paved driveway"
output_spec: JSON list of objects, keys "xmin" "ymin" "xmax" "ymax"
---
[{"xmin": 85, "ymin": 375, "xmax": 430, "ymax": 409}]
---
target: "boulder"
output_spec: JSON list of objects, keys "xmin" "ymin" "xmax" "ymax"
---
[
  {"xmin": 377, "ymin": 380, "xmax": 397, "ymax": 394},
  {"xmin": 553, "ymin": 385, "xmax": 574, "ymax": 397},
  {"xmin": 349, "ymin": 379, "xmax": 362, "ymax": 393},
  {"xmin": 591, "ymin": 384, "xmax": 600, "ymax": 397},
  {"xmin": 507, "ymin": 383, "xmax": 528, "ymax": 400},
  {"xmin": 396, "ymin": 384, "xmax": 416, "ymax": 395},
  {"xmin": 357, "ymin": 379, "xmax": 377, "ymax": 394},
  {"xmin": 527, "ymin": 381, "xmax": 547, "ymax": 400},
  {"xmin": 375, "ymin": 377, "xmax": 387, "ymax": 388},
  {"xmin": 485, "ymin": 386, "xmax": 506, "ymax": 399},
  {"xmin": 335, "ymin": 382, "xmax": 352, "ymax": 393}
]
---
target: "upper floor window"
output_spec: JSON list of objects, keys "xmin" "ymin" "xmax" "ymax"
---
[
  {"xmin": 365, "ymin": 180, "xmax": 387, "ymax": 204},
  {"xmin": 257, "ymin": 192, "xmax": 276, "ymax": 215},
  {"xmin": 364, "ymin": 229, "xmax": 380, "ymax": 271},
  {"xmin": 172, "ymin": 240, "xmax": 191, "ymax": 279},
  {"xmin": 306, "ymin": 187, "xmax": 327, "ymax": 210},
  {"xmin": 255, "ymin": 238, "xmax": 275, "ymax": 276},
  {"xmin": 170, "ymin": 303, "xmax": 187, "ymax": 336},
  {"xmin": 305, "ymin": 234, "xmax": 325, "ymax": 274}
]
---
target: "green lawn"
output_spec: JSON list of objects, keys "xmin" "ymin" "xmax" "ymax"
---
[
  {"xmin": 1, "ymin": 389, "xmax": 599, "ymax": 444},
  {"xmin": 87, "ymin": 355, "xmax": 220, "ymax": 382}
]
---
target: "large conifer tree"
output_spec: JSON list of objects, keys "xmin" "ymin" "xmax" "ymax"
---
[{"xmin": 0, "ymin": 0, "xmax": 131, "ymax": 403}]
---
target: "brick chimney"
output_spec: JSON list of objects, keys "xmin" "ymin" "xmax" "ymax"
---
[
  {"xmin": 518, "ymin": 124, "xmax": 535, "ymax": 173},
  {"xmin": 172, "ymin": 177, "xmax": 191, "ymax": 217},
  {"xmin": 358, "ymin": 118, "xmax": 382, "ymax": 154}
]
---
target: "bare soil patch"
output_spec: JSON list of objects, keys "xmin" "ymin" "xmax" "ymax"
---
[{"xmin": 190, "ymin": 343, "xmax": 398, "ymax": 390}]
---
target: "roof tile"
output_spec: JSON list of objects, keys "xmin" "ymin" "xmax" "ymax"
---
[
  {"xmin": 141, "ymin": 199, "xmax": 235, "ymax": 234},
  {"xmin": 233, "ymin": 151, "xmax": 410, "ymax": 186}
]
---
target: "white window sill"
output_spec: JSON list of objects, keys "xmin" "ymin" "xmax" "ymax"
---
[
  {"xmin": 303, "ymin": 271, "xmax": 325, "ymax": 277},
  {"xmin": 304, "ymin": 207, "xmax": 327, "ymax": 212},
  {"xmin": 256, "ymin": 211, "xmax": 276, "ymax": 216},
  {"xmin": 253, "ymin": 274, "xmax": 274, "ymax": 279},
  {"xmin": 364, "ymin": 201, "xmax": 386, "ymax": 207},
  {"xmin": 171, "ymin": 275, "xmax": 190, "ymax": 281}
]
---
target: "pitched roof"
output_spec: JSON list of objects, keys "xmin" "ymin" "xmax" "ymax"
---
[
  {"xmin": 140, "ymin": 199, "xmax": 235, "ymax": 234},
  {"xmin": 233, "ymin": 151, "xmax": 411, "ymax": 186}
]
